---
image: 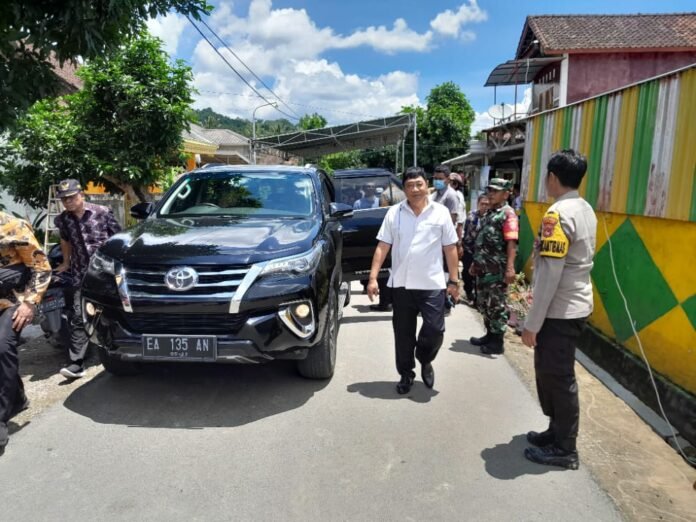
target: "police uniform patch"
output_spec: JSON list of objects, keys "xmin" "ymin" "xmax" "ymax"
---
[{"xmin": 539, "ymin": 210, "xmax": 569, "ymax": 258}]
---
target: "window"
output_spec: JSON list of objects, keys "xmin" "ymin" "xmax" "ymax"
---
[{"xmin": 159, "ymin": 171, "xmax": 315, "ymax": 217}]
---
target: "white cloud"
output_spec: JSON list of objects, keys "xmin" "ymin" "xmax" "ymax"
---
[
  {"xmin": 146, "ymin": 13, "xmax": 187, "ymax": 56},
  {"xmin": 180, "ymin": 0, "xmax": 490, "ymax": 126},
  {"xmin": 430, "ymin": 1, "xmax": 488, "ymax": 38}
]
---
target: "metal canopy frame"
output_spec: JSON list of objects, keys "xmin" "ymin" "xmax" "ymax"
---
[
  {"xmin": 252, "ymin": 114, "xmax": 414, "ymax": 159},
  {"xmin": 484, "ymin": 57, "xmax": 562, "ymax": 87}
]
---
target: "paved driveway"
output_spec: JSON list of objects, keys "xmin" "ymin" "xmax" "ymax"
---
[{"xmin": 0, "ymin": 284, "xmax": 620, "ymax": 521}]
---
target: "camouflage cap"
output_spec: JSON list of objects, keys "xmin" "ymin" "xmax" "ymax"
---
[
  {"xmin": 56, "ymin": 179, "xmax": 82, "ymax": 198},
  {"xmin": 486, "ymin": 177, "xmax": 513, "ymax": 191}
]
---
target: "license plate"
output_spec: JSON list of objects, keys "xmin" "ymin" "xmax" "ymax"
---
[
  {"xmin": 37, "ymin": 296, "xmax": 66, "ymax": 314},
  {"xmin": 142, "ymin": 335, "xmax": 217, "ymax": 361}
]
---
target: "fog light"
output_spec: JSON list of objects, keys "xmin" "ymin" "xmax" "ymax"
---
[
  {"xmin": 85, "ymin": 302, "xmax": 96, "ymax": 317},
  {"xmin": 294, "ymin": 303, "xmax": 310, "ymax": 319}
]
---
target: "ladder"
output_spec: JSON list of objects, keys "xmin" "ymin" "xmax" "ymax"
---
[{"xmin": 43, "ymin": 184, "xmax": 63, "ymax": 252}]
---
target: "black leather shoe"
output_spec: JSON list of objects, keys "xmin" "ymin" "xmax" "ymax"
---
[
  {"xmin": 469, "ymin": 332, "xmax": 490, "ymax": 346},
  {"xmin": 524, "ymin": 445, "xmax": 579, "ymax": 470},
  {"xmin": 369, "ymin": 303, "xmax": 393, "ymax": 312},
  {"xmin": 421, "ymin": 363, "xmax": 435, "ymax": 389},
  {"xmin": 0, "ymin": 422, "xmax": 8, "ymax": 456},
  {"xmin": 480, "ymin": 334, "xmax": 504, "ymax": 354},
  {"xmin": 527, "ymin": 430, "xmax": 555, "ymax": 447},
  {"xmin": 396, "ymin": 375, "xmax": 415, "ymax": 395}
]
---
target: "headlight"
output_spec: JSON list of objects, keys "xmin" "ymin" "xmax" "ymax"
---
[
  {"xmin": 88, "ymin": 251, "xmax": 116, "ymax": 276},
  {"xmin": 260, "ymin": 242, "xmax": 323, "ymax": 277}
]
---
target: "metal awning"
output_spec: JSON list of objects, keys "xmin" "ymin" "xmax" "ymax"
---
[
  {"xmin": 484, "ymin": 57, "xmax": 562, "ymax": 86},
  {"xmin": 253, "ymin": 114, "xmax": 413, "ymax": 158}
]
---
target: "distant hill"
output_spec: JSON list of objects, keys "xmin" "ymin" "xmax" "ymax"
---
[{"xmin": 193, "ymin": 108, "xmax": 298, "ymax": 138}]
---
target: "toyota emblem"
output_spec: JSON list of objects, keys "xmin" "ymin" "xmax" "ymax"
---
[{"xmin": 164, "ymin": 267, "xmax": 198, "ymax": 291}]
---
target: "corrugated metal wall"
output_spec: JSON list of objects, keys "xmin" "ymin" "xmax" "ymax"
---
[{"xmin": 522, "ymin": 65, "xmax": 696, "ymax": 222}]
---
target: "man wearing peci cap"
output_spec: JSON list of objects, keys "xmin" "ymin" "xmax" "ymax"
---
[
  {"xmin": 54, "ymin": 179, "xmax": 121, "ymax": 379},
  {"xmin": 468, "ymin": 178, "xmax": 518, "ymax": 355}
]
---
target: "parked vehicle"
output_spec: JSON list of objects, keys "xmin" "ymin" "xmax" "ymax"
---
[{"xmin": 81, "ymin": 166, "xmax": 387, "ymax": 379}]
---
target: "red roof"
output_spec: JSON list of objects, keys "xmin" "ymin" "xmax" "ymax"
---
[
  {"xmin": 516, "ymin": 13, "xmax": 696, "ymax": 57},
  {"xmin": 48, "ymin": 55, "xmax": 83, "ymax": 92}
]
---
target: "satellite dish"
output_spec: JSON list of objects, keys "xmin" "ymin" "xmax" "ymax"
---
[{"xmin": 487, "ymin": 103, "xmax": 515, "ymax": 122}]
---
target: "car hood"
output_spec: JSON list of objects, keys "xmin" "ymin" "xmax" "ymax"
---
[{"xmin": 101, "ymin": 216, "xmax": 321, "ymax": 266}]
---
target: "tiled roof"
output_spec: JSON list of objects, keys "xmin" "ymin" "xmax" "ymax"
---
[
  {"xmin": 188, "ymin": 123, "xmax": 248, "ymax": 147},
  {"xmin": 518, "ymin": 13, "xmax": 696, "ymax": 56},
  {"xmin": 47, "ymin": 55, "xmax": 83, "ymax": 92}
]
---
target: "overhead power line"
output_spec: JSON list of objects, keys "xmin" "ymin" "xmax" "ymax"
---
[
  {"xmin": 186, "ymin": 16, "xmax": 299, "ymax": 121},
  {"xmin": 196, "ymin": 18, "xmax": 302, "ymax": 120},
  {"xmin": 196, "ymin": 89, "xmax": 394, "ymax": 121}
]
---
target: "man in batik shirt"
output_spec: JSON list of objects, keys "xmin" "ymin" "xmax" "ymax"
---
[
  {"xmin": 0, "ymin": 212, "xmax": 51, "ymax": 456},
  {"xmin": 54, "ymin": 179, "xmax": 121, "ymax": 379}
]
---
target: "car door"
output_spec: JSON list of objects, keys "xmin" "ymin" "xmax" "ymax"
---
[{"xmin": 336, "ymin": 173, "xmax": 401, "ymax": 282}]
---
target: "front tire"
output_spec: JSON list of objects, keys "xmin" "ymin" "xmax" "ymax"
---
[
  {"xmin": 98, "ymin": 347, "xmax": 141, "ymax": 376},
  {"xmin": 297, "ymin": 290, "xmax": 338, "ymax": 379}
]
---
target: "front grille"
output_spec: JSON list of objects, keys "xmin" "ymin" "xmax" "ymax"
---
[
  {"xmin": 123, "ymin": 264, "xmax": 250, "ymax": 299},
  {"xmin": 119, "ymin": 313, "xmax": 249, "ymax": 335}
]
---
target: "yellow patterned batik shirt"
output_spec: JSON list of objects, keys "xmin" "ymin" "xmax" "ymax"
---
[{"xmin": 0, "ymin": 212, "xmax": 51, "ymax": 310}]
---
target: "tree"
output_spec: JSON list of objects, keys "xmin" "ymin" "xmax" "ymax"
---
[
  {"xmin": 1, "ymin": 32, "xmax": 194, "ymax": 206},
  {"xmin": 401, "ymin": 82, "xmax": 475, "ymax": 173},
  {"xmin": 0, "ymin": 0, "xmax": 211, "ymax": 129},
  {"xmin": 298, "ymin": 113, "xmax": 327, "ymax": 130}
]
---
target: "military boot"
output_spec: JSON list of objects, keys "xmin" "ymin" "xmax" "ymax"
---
[
  {"xmin": 470, "ymin": 320, "xmax": 490, "ymax": 346},
  {"xmin": 480, "ymin": 333, "xmax": 504, "ymax": 354}
]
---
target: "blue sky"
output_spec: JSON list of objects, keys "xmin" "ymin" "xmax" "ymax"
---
[{"xmin": 147, "ymin": 0, "xmax": 695, "ymax": 130}]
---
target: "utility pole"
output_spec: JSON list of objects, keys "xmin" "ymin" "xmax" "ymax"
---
[
  {"xmin": 413, "ymin": 112, "xmax": 417, "ymax": 167},
  {"xmin": 252, "ymin": 101, "xmax": 278, "ymax": 165}
]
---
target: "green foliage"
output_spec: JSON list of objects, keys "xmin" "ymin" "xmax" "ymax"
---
[
  {"xmin": 317, "ymin": 151, "xmax": 363, "ymax": 174},
  {"xmin": 192, "ymin": 107, "xmax": 296, "ymax": 137},
  {"xmin": 1, "ymin": 32, "xmax": 194, "ymax": 206},
  {"xmin": 401, "ymin": 82, "xmax": 475, "ymax": 173},
  {"xmin": 0, "ymin": 0, "xmax": 212, "ymax": 129},
  {"xmin": 298, "ymin": 113, "xmax": 327, "ymax": 130}
]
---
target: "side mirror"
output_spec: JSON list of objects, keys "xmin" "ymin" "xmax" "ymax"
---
[
  {"xmin": 130, "ymin": 202, "xmax": 154, "ymax": 220},
  {"xmin": 329, "ymin": 202, "xmax": 353, "ymax": 218}
]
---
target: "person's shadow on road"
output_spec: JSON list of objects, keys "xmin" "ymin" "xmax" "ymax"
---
[
  {"xmin": 449, "ymin": 339, "xmax": 496, "ymax": 359},
  {"xmin": 63, "ymin": 362, "xmax": 329, "ymax": 429},
  {"xmin": 346, "ymin": 381, "xmax": 438, "ymax": 403},
  {"xmin": 481, "ymin": 434, "xmax": 566, "ymax": 479}
]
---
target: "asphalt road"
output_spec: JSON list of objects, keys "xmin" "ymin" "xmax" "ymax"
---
[{"xmin": 0, "ymin": 284, "xmax": 621, "ymax": 521}]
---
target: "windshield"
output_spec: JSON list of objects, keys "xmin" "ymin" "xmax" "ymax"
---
[{"xmin": 159, "ymin": 171, "xmax": 315, "ymax": 218}]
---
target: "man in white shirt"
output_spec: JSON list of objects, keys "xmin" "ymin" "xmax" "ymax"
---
[{"xmin": 367, "ymin": 167, "xmax": 460, "ymax": 394}]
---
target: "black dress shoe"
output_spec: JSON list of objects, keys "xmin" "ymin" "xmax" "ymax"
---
[
  {"xmin": 0, "ymin": 422, "xmax": 8, "ymax": 456},
  {"xmin": 421, "ymin": 363, "xmax": 435, "ymax": 389},
  {"xmin": 527, "ymin": 430, "xmax": 555, "ymax": 447},
  {"xmin": 469, "ymin": 332, "xmax": 490, "ymax": 346},
  {"xmin": 369, "ymin": 303, "xmax": 393, "ymax": 312},
  {"xmin": 524, "ymin": 445, "xmax": 579, "ymax": 470},
  {"xmin": 480, "ymin": 334, "xmax": 504, "ymax": 354},
  {"xmin": 396, "ymin": 375, "xmax": 415, "ymax": 395}
]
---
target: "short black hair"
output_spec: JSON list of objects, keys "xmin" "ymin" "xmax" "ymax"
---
[
  {"xmin": 477, "ymin": 193, "xmax": 489, "ymax": 202},
  {"xmin": 403, "ymin": 166, "xmax": 427, "ymax": 182},
  {"xmin": 434, "ymin": 164, "xmax": 450, "ymax": 176},
  {"xmin": 547, "ymin": 149, "xmax": 587, "ymax": 189}
]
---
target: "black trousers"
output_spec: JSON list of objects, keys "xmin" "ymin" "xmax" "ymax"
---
[
  {"xmin": 462, "ymin": 250, "xmax": 476, "ymax": 299},
  {"xmin": 377, "ymin": 277, "xmax": 392, "ymax": 306},
  {"xmin": 0, "ymin": 306, "xmax": 25, "ymax": 424},
  {"xmin": 391, "ymin": 287, "xmax": 445, "ymax": 379},
  {"xmin": 67, "ymin": 287, "xmax": 90, "ymax": 365},
  {"xmin": 534, "ymin": 317, "xmax": 587, "ymax": 452}
]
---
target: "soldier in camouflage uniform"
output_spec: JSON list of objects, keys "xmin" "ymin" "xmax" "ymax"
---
[
  {"xmin": 0, "ymin": 212, "xmax": 51, "ymax": 456},
  {"xmin": 468, "ymin": 178, "xmax": 518, "ymax": 354}
]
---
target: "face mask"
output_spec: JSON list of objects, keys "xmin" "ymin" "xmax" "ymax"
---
[{"xmin": 433, "ymin": 180, "xmax": 446, "ymax": 191}]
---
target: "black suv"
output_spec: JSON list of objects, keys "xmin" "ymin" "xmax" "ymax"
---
[{"xmin": 81, "ymin": 166, "xmax": 383, "ymax": 379}]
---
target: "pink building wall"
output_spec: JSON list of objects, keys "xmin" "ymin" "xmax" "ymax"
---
[{"xmin": 566, "ymin": 52, "xmax": 696, "ymax": 103}]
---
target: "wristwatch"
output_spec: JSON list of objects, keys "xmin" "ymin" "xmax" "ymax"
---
[{"xmin": 447, "ymin": 279, "xmax": 459, "ymax": 286}]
